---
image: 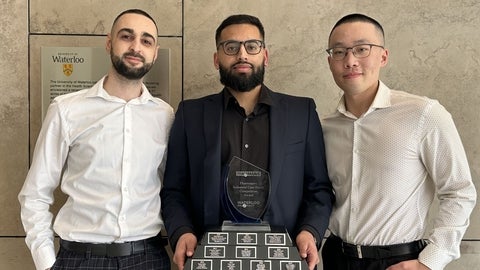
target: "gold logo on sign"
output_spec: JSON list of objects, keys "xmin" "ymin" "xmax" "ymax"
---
[{"xmin": 63, "ymin": 64, "xmax": 73, "ymax": 76}]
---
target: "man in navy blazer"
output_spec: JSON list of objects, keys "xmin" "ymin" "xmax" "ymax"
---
[{"xmin": 161, "ymin": 14, "xmax": 334, "ymax": 270}]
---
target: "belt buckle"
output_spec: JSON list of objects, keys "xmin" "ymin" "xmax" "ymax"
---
[{"xmin": 356, "ymin": 244, "xmax": 363, "ymax": 259}]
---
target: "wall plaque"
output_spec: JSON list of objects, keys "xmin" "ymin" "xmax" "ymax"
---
[{"xmin": 40, "ymin": 47, "xmax": 169, "ymax": 119}]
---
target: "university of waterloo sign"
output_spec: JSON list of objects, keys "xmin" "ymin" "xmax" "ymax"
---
[{"xmin": 41, "ymin": 47, "xmax": 170, "ymax": 119}]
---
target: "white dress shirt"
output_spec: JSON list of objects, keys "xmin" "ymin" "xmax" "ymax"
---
[
  {"xmin": 322, "ymin": 81, "xmax": 476, "ymax": 270},
  {"xmin": 18, "ymin": 76, "xmax": 174, "ymax": 270}
]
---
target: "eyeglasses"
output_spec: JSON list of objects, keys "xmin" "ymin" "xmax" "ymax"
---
[
  {"xmin": 326, "ymin": 44, "xmax": 384, "ymax": 60},
  {"xmin": 217, "ymin": 39, "xmax": 265, "ymax": 55}
]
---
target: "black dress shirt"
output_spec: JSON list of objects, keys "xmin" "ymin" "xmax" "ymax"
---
[
  {"xmin": 221, "ymin": 86, "xmax": 272, "ymax": 171},
  {"xmin": 221, "ymin": 86, "xmax": 273, "ymax": 221}
]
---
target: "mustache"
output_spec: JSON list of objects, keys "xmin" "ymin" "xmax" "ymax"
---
[
  {"xmin": 232, "ymin": 61, "xmax": 253, "ymax": 68},
  {"xmin": 123, "ymin": 52, "xmax": 145, "ymax": 62}
]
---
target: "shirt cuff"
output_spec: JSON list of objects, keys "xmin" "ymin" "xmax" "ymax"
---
[
  {"xmin": 418, "ymin": 242, "xmax": 456, "ymax": 270},
  {"xmin": 32, "ymin": 244, "xmax": 56, "ymax": 270}
]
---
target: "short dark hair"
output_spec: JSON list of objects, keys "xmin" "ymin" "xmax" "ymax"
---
[
  {"xmin": 329, "ymin": 13, "xmax": 385, "ymax": 45},
  {"xmin": 112, "ymin": 9, "xmax": 158, "ymax": 34},
  {"xmin": 215, "ymin": 14, "xmax": 265, "ymax": 45}
]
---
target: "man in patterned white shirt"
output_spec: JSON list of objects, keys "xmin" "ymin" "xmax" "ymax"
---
[{"xmin": 321, "ymin": 13, "xmax": 476, "ymax": 270}]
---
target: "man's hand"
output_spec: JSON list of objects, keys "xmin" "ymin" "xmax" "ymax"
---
[
  {"xmin": 296, "ymin": 230, "xmax": 319, "ymax": 270},
  {"xmin": 173, "ymin": 233, "xmax": 197, "ymax": 270},
  {"xmin": 386, "ymin": 259, "xmax": 430, "ymax": 270}
]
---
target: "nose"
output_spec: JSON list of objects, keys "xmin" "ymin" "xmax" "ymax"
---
[
  {"xmin": 343, "ymin": 50, "xmax": 358, "ymax": 68},
  {"xmin": 237, "ymin": 44, "xmax": 249, "ymax": 60},
  {"xmin": 129, "ymin": 38, "xmax": 142, "ymax": 52}
]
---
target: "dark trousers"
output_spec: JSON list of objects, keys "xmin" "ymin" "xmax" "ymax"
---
[
  {"xmin": 321, "ymin": 235, "xmax": 425, "ymax": 270},
  {"xmin": 51, "ymin": 241, "xmax": 171, "ymax": 270}
]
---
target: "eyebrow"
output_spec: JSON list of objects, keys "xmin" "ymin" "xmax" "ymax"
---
[
  {"xmin": 331, "ymin": 39, "xmax": 372, "ymax": 47},
  {"xmin": 117, "ymin": 28, "xmax": 156, "ymax": 41}
]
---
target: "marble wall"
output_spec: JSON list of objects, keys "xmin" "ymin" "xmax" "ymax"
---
[{"xmin": 0, "ymin": 0, "xmax": 478, "ymax": 269}]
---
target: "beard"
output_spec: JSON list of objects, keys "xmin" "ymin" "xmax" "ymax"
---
[
  {"xmin": 219, "ymin": 62, "xmax": 264, "ymax": 92},
  {"xmin": 111, "ymin": 51, "xmax": 153, "ymax": 80}
]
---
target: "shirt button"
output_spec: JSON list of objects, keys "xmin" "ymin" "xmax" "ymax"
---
[{"xmin": 244, "ymin": 144, "xmax": 249, "ymax": 149}]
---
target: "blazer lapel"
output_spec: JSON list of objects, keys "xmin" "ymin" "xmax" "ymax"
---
[
  {"xmin": 269, "ymin": 93, "xmax": 287, "ymax": 206},
  {"xmin": 203, "ymin": 93, "xmax": 223, "ymax": 226}
]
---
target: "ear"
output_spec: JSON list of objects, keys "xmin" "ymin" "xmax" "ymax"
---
[
  {"xmin": 263, "ymin": 48, "xmax": 269, "ymax": 66},
  {"xmin": 213, "ymin": 52, "xmax": 219, "ymax": 70},
  {"xmin": 327, "ymin": 55, "xmax": 336, "ymax": 73},
  {"xmin": 153, "ymin": 45, "xmax": 159, "ymax": 63},
  {"xmin": 106, "ymin": 33, "xmax": 112, "ymax": 53},
  {"xmin": 380, "ymin": 48, "xmax": 389, "ymax": 67}
]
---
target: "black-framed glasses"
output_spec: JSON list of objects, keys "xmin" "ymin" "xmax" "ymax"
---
[
  {"xmin": 326, "ymin": 44, "xmax": 384, "ymax": 60},
  {"xmin": 217, "ymin": 39, "xmax": 265, "ymax": 55}
]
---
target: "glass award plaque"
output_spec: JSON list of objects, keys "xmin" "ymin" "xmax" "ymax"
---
[{"xmin": 224, "ymin": 156, "xmax": 270, "ymax": 222}]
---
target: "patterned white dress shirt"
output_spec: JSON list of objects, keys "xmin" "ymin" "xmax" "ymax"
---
[{"xmin": 322, "ymin": 81, "xmax": 476, "ymax": 270}]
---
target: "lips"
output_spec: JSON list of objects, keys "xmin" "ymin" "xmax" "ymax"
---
[
  {"xmin": 125, "ymin": 56, "xmax": 143, "ymax": 64},
  {"xmin": 343, "ymin": 72, "xmax": 362, "ymax": 79},
  {"xmin": 123, "ymin": 53, "xmax": 145, "ymax": 65},
  {"xmin": 233, "ymin": 63, "xmax": 253, "ymax": 72}
]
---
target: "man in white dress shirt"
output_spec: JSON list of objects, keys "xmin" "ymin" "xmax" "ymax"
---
[
  {"xmin": 321, "ymin": 13, "xmax": 476, "ymax": 270},
  {"xmin": 18, "ymin": 9, "xmax": 174, "ymax": 270}
]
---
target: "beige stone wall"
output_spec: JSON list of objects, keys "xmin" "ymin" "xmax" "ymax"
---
[{"xmin": 1, "ymin": 0, "xmax": 477, "ymax": 269}]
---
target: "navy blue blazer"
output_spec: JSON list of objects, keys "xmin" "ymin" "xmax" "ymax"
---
[{"xmin": 161, "ymin": 85, "xmax": 334, "ymax": 249}]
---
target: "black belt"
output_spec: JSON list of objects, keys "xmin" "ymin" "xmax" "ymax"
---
[
  {"xmin": 60, "ymin": 236, "xmax": 167, "ymax": 257},
  {"xmin": 330, "ymin": 235, "xmax": 427, "ymax": 259}
]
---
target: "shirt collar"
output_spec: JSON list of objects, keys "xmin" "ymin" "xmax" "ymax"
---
[
  {"xmin": 370, "ymin": 81, "xmax": 391, "ymax": 110},
  {"xmin": 222, "ymin": 84, "xmax": 273, "ymax": 110},
  {"xmin": 85, "ymin": 75, "xmax": 161, "ymax": 105},
  {"xmin": 336, "ymin": 80, "xmax": 391, "ymax": 117}
]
